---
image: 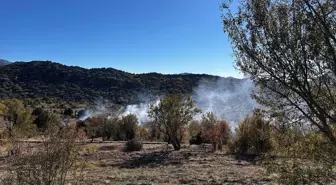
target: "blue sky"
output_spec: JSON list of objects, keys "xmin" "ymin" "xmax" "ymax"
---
[{"xmin": 0, "ymin": 0, "xmax": 242, "ymax": 78}]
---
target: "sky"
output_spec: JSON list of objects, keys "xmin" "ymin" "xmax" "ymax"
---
[{"xmin": 0, "ymin": 0, "xmax": 242, "ymax": 78}]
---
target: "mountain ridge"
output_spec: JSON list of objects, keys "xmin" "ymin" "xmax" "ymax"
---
[{"xmin": 0, "ymin": 61, "xmax": 246, "ymax": 104}]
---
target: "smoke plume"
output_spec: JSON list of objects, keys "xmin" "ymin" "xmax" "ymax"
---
[
  {"xmin": 192, "ymin": 78, "xmax": 256, "ymax": 128},
  {"xmin": 78, "ymin": 78, "xmax": 257, "ymax": 129}
]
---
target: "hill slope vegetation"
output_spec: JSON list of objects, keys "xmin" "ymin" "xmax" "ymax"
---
[{"xmin": 0, "ymin": 61, "xmax": 243, "ymax": 104}]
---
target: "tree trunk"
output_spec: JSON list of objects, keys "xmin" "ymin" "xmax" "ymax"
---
[
  {"xmin": 212, "ymin": 142, "xmax": 217, "ymax": 152},
  {"xmin": 170, "ymin": 136, "xmax": 181, "ymax": 151}
]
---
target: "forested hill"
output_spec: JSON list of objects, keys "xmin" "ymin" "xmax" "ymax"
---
[{"xmin": 0, "ymin": 61, "xmax": 243, "ymax": 104}]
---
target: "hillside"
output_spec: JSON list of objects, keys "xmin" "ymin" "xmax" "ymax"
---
[
  {"xmin": 0, "ymin": 61, "xmax": 244, "ymax": 104},
  {"xmin": 0, "ymin": 59, "xmax": 10, "ymax": 66}
]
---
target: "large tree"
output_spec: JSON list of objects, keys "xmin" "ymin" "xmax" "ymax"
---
[
  {"xmin": 2, "ymin": 99, "xmax": 33, "ymax": 139},
  {"xmin": 148, "ymin": 94, "xmax": 199, "ymax": 150},
  {"xmin": 222, "ymin": 0, "xmax": 336, "ymax": 145}
]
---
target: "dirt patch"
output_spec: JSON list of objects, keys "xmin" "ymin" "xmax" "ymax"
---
[
  {"xmin": 0, "ymin": 143, "xmax": 272, "ymax": 185},
  {"xmin": 81, "ymin": 144, "xmax": 272, "ymax": 185}
]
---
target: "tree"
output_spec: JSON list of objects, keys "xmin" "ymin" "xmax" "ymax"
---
[
  {"xmin": 222, "ymin": 0, "xmax": 336, "ymax": 145},
  {"xmin": 2, "ymin": 99, "xmax": 34, "ymax": 156},
  {"xmin": 188, "ymin": 120, "xmax": 201, "ymax": 138},
  {"xmin": 101, "ymin": 117, "xmax": 120, "ymax": 141},
  {"xmin": 33, "ymin": 110, "xmax": 61, "ymax": 132},
  {"xmin": 148, "ymin": 94, "xmax": 199, "ymax": 150},
  {"xmin": 200, "ymin": 112, "xmax": 219, "ymax": 151},
  {"xmin": 2, "ymin": 99, "xmax": 33, "ymax": 139},
  {"xmin": 85, "ymin": 117, "xmax": 104, "ymax": 142},
  {"xmin": 120, "ymin": 114, "xmax": 138, "ymax": 140}
]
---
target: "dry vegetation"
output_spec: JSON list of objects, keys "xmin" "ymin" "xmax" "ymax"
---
[{"xmin": 0, "ymin": 141, "xmax": 272, "ymax": 185}]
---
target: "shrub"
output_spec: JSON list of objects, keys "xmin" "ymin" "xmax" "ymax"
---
[
  {"xmin": 4, "ymin": 128, "xmax": 85, "ymax": 185},
  {"xmin": 200, "ymin": 113, "xmax": 232, "ymax": 151},
  {"xmin": 124, "ymin": 139, "xmax": 143, "ymax": 152},
  {"xmin": 230, "ymin": 112, "xmax": 272, "ymax": 155},
  {"xmin": 266, "ymin": 130, "xmax": 336, "ymax": 185},
  {"xmin": 216, "ymin": 120, "xmax": 232, "ymax": 147},
  {"xmin": 200, "ymin": 112, "xmax": 218, "ymax": 151}
]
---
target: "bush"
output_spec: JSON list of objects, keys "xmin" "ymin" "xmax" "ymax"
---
[
  {"xmin": 266, "ymin": 130, "xmax": 336, "ymax": 185},
  {"xmin": 124, "ymin": 139, "xmax": 143, "ymax": 152},
  {"xmin": 200, "ymin": 113, "xmax": 232, "ymax": 151},
  {"xmin": 216, "ymin": 120, "xmax": 232, "ymax": 147},
  {"xmin": 4, "ymin": 128, "xmax": 85, "ymax": 185},
  {"xmin": 230, "ymin": 112, "xmax": 272, "ymax": 155}
]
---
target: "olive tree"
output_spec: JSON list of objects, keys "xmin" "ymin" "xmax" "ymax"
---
[
  {"xmin": 222, "ymin": 0, "xmax": 336, "ymax": 145},
  {"xmin": 2, "ymin": 99, "xmax": 33, "ymax": 139},
  {"xmin": 148, "ymin": 94, "xmax": 199, "ymax": 150}
]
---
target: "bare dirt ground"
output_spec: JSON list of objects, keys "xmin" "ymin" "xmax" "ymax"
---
[
  {"xmin": 80, "ymin": 143, "xmax": 272, "ymax": 185},
  {"xmin": 0, "ymin": 142, "xmax": 273, "ymax": 185}
]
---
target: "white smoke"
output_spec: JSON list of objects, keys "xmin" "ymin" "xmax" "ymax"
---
[
  {"xmin": 78, "ymin": 99, "xmax": 110, "ymax": 121},
  {"xmin": 120, "ymin": 103, "xmax": 150, "ymax": 123},
  {"xmin": 78, "ymin": 78, "xmax": 257, "ymax": 129},
  {"xmin": 192, "ymin": 78, "xmax": 257, "ymax": 128}
]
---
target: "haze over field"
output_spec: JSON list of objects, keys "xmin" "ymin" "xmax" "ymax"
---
[{"xmin": 78, "ymin": 77, "xmax": 256, "ymax": 129}]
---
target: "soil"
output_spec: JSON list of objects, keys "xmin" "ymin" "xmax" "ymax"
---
[{"xmin": 0, "ymin": 142, "xmax": 273, "ymax": 185}]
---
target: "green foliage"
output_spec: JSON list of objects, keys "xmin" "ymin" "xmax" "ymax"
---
[
  {"xmin": 188, "ymin": 120, "xmax": 201, "ymax": 138},
  {"xmin": 120, "ymin": 114, "xmax": 138, "ymax": 141},
  {"xmin": 84, "ymin": 117, "xmax": 105, "ymax": 142},
  {"xmin": 80, "ymin": 114, "xmax": 138, "ymax": 141},
  {"xmin": 230, "ymin": 112, "xmax": 272, "ymax": 155},
  {"xmin": 266, "ymin": 130, "xmax": 336, "ymax": 185},
  {"xmin": 0, "ymin": 61, "xmax": 222, "ymax": 104},
  {"xmin": 32, "ymin": 108, "xmax": 61, "ymax": 132},
  {"xmin": 222, "ymin": 0, "xmax": 336, "ymax": 145},
  {"xmin": 148, "ymin": 94, "xmax": 200, "ymax": 150},
  {"xmin": 2, "ymin": 99, "xmax": 34, "ymax": 138}
]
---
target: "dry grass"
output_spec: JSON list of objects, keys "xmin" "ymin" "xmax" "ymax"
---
[{"xmin": 0, "ymin": 142, "xmax": 273, "ymax": 185}]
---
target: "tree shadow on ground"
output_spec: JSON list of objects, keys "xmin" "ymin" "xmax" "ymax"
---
[{"xmin": 120, "ymin": 151, "xmax": 184, "ymax": 169}]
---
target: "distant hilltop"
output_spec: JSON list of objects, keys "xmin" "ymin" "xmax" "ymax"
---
[
  {"xmin": 0, "ymin": 60, "xmax": 247, "ymax": 104},
  {"xmin": 0, "ymin": 59, "xmax": 11, "ymax": 66}
]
